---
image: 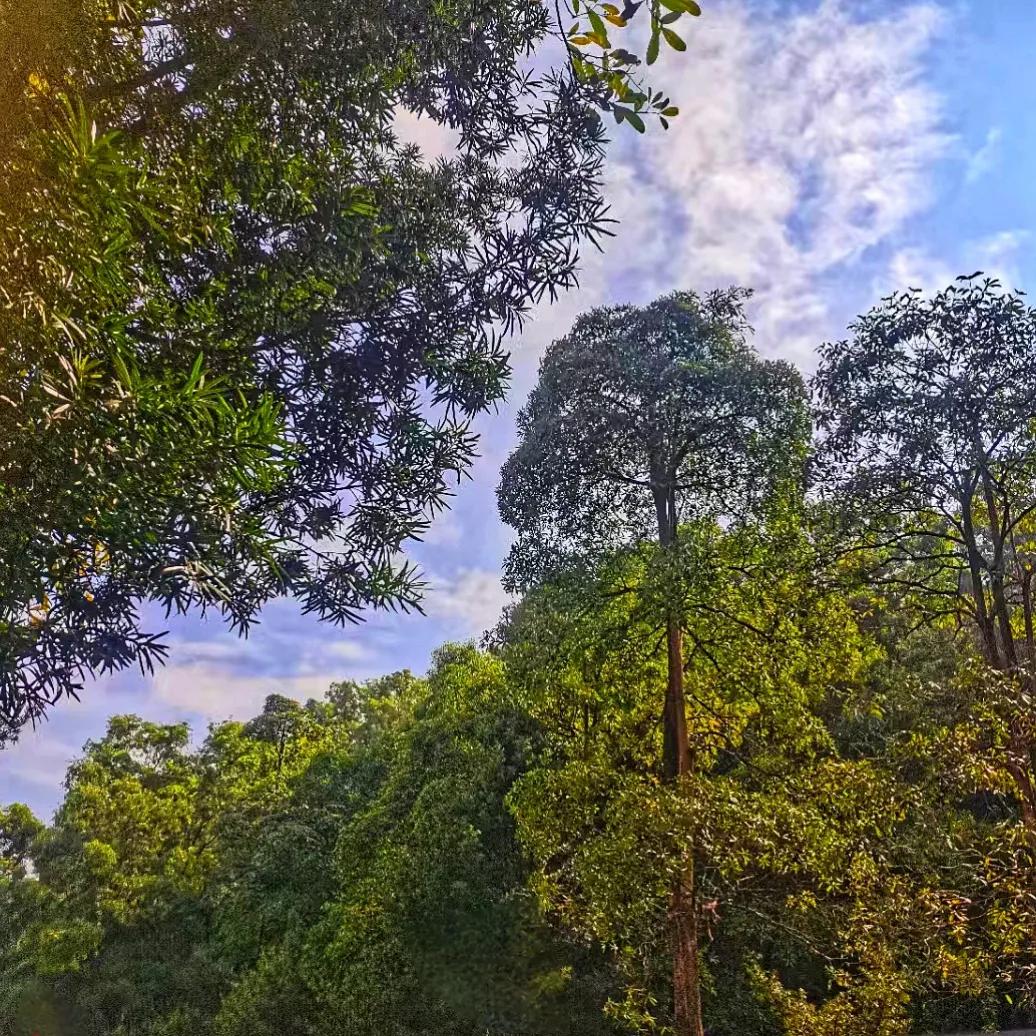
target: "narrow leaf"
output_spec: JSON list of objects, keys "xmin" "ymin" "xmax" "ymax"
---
[
  {"xmin": 646, "ymin": 30, "xmax": 660, "ymax": 64},
  {"xmin": 662, "ymin": 27, "xmax": 686, "ymax": 51}
]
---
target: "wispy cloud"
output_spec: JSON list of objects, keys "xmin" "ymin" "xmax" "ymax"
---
[
  {"xmin": 136, "ymin": 604, "xmax": 385, "ymax": 720},
  {"xmin": 512, "ymin": 0, "xmax": 951, "ymax": 374},
  {"xmin": 152, "ymin": 665, "xmax": 343, "ymax": 722},
  {"xmin": 965, "ymin": 126, "xmax": 1003, "ymax": 184},
  {"xmin": 3, "ymin": 732, "xmax": 83, "ymax": 791},
  {"xmin": 425, "ymin": 568, "xmax": 513, "ymax": 639}
]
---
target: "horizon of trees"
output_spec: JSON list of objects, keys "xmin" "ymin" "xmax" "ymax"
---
[{"xmin": 6, "ymin": 277, "xmax": 1036, "ymax": 1036}]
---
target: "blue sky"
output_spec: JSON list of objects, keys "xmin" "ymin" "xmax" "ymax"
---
[{"xmin": 5, "ymin": 0, "xmax": 1036, "ymax": 818}]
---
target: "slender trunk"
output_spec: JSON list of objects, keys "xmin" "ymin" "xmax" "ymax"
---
[
  {"xmin": 663, "ymin": 615, "xmax": 690, "ymax": 780},
  {"xmin": 964, "ymin": 458, "xmax": 1036, "ymax": 831},
  {"xmin": 960, "ymin": 494, "xmax": 999, "ymax": 665},
  {"xmin": 1022, "ymin": 569, "xmax": 1035, "ymax": 672},
  {"xmin": 1003, "ymin": 736, "xmax": 1036, "ymax": 829},
  {"xmin": 671, "ymin": 853, "xmax": 704, "ymax": 1036},
  {"xmin": 974, "ymin": 441, "xmax": 1018, "ymax": 667},
  {"xmin": 654, "ymin": 484, "xmax": 704, "ymax": 1036}
]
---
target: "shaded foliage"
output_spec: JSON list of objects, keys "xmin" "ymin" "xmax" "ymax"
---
[{"xmin": 0, "ymin": 0, "xmax": 706, "ymax": 738}]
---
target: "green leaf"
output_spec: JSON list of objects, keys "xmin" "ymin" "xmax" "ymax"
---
[
  {"xmin": 662, "ymin": 27, "xmax": 686, "ymax": 51},
  {"xmin": 646, "ymin": 30, "xmax": 660, "ymax": 65},
  {"xmin": 662, "ymin": 106, "xmax": 679, "ymax": 117},
  {"xmin": 587, "ymin": 10, "xmax": 611, "ymax": 47},
  {"xmin": 614, "ymin": 106, "xmax": 645, "ymax": 132},
  {"xmin": 113, "ymin": 353, "xmax": 133, "ymax": 390}
]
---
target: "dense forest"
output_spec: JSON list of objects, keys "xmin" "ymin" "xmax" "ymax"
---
[
  {"xmin": 7, "ymin": 279, "xmax": 1036, "ymax": 1036},
  {"xmin": 2, "ymin": 0, "xmax": 1035, "ymax": 1034}
]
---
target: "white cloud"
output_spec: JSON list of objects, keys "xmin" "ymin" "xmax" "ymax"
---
[
  {"xmin": 2, "ymin": 732, "xmax": 81, "ymax": 792},
  {"xmin": 881, "ymin": 229, "xmax": 1030, "ymax": 297},
  {"xmin": 152, "ymin": 664, "xmax": 342, "ymax": 722},
  {"xmin": 392, "ymin": 108, "xmax": 459, "ymax": 161},
  {"xmin": 884, "ymin": 245, "xmax": 955, "ymax": 294},
  {"xmin": 965, "ymin": 126, "xmax": 1003, "ymax": 184},
  {"xmin": 322, "ymin": 640, "xmax": 372, "ymax": 662},
  {"xmin": 419, "ymin": 509, "xmax": 465, "ymax": 548},
  {"xmin": 974, "ymin": 230, "xmax": 1030, "ymax": 290},
  {"xmin": 512, "ymin": 0, "xmax": 951, "ymax": 376},
  {"xmin": 426, "ymin": 568, "xmax": 513, "ymax": 638},
  {"xmin": 149, "ymin": 626, "xmax": 377, "ymax": 720}
]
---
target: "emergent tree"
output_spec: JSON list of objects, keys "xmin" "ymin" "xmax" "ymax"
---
[
  {"xmin": 497, "ymin": 288, "xmax": 808, "ymax": 1036},
  {"xmin": 814, "ymin": 276, "xmax": 1036, "ymax": 828}
]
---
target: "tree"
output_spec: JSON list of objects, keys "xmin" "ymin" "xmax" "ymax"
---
[
  {"xmin": 813, "ymin": 274, "xmax": 1036, "ymax": 1012},
  {"xmin": 0, "ymin": 0, "xmax": 701, "ymax": 739},
  {"xmin": 244, "ymin": 645, "xmax": 618, "ymax": 1036},
  {"xmin": 813, "ymin": 277, "xmax": 1036, "ymax": 826},
  {"xmin": 498, "ymin": 289, "xmax": 809, "ymax": 1036},
  {"xmin": 1, "ymin": 657, "xmax": 621, "ymax": 1035},
  {"xmin": 496, "ymin": 526, "xmax": 906, "ymax": 1035}
]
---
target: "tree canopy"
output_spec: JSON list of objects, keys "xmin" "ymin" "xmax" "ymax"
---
[
  {"xmin": 0, "ymin": 0, "xmax": 704, "ymax": 739},
  {"xmin": 499, "ymin": 288, "xmax": 809, "ymax": 588},
  {"xmin": 12, "ymin": 272, "xmax": 1036, "ymax": 1036}
]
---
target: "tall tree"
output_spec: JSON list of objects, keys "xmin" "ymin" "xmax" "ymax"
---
[
  {"xmin": 496, "ymin": 526, "xmax": 906, "ymax": 1036},
  {"xmin": 0, "ymin": 0, "xmax": 700, "ymax": 739},
  {"xmin": 813, "ymin": 274, "xmax": 1036, "ymax": 1010},
  {"xmin": 498, "ymin": 289, "xmax": 808, "ymax": 1036},
  {"xmin": 813, "ymin": 276, "xmax": 1036, "ymax": 828}
]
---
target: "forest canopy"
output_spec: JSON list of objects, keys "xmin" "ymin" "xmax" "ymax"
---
[
  {"xmin": 2, "ymin": 4, "xmax": 1034, "ymax": 1035},
  {"xmin": 7, "ymin": 279, "xmax": 1036, "ymax": 1036}
]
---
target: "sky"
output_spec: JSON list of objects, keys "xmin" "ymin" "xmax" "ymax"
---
[{"xmin": 5, "ymin": 0, "xmax": 1036, "ymax": 818}]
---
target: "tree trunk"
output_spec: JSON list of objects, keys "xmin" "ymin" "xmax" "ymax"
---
[
  {"xmin": 963, "ymin": 460, "xmax": 1036, "ymax": 832},
  {"xmin": 655, "ymin": 483, "xmax": 705, "ymax": 1036},
  {"xmin": 671, "ymin": 853, "xmax": 704, "ymax": 1036}
]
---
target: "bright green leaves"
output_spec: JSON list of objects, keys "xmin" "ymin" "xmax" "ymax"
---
[
  {"xmin": 498, "ymin": 525, "xmax": 883, "ymax": 1033},
  {"xmin": 0, "ymin": 670, "xmax": 618, "ymax": 1036},
  {"xmin": 646, "ymin": 31, "xmax": 660, "ymax": 65},
  {"xmin": 563, "ymin": 0, "xmax": 701, "ymax": 130},
  {"xmin": 587, "ymin": 8, "xmax": 611, "ymax": 46}
]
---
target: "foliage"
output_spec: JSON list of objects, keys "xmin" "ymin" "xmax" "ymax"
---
[
  {"xmin": 0, "ymin": 0, "xmax": 704, "ymax": 739},
  {"xmin": 499, "ymin": 287, "xmax": 809, "ymax": 589},
  {"xmin": 814, "ymin": 275, "xmax": 1036, "ymax": 1014},
  {"xmin": 495, "ymin": 524, "xmax": 916, "ymax": 1034},
  {"xmin": 813, "ymin": 275, "xmax": 1036, "ymax": 680},
  {"xmin": 559, "ymin": 0, "xmax": 700, "ymax": 131},
  {"xmin": 13, "ymin": 273, "xmax": 1036, "ymax": 1036},
  {"xmin": 0, "ymin": 652, "xmax": 620, "ymax": 1035},
  {"xmin": 498, "ymin": 286, "xmax": 809, "ymax": 1036}
]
